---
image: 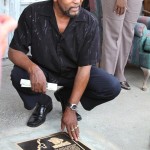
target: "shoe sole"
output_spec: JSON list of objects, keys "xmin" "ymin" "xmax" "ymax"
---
[
  {"xmin": 121, "ymin": 86, "xmax": 131, "ymax": 90},
  {"xmin": 27, "ymin": 118, "xmax": 46, "ymax": 127}
]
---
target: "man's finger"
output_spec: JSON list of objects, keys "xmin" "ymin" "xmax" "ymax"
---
[
  {"xmin": 69, "ymin": 125, "xmax": 79, "ymax": 141},
  {"xmin": 75, "ymin": 125, "xmax": 80, "ymax": 139},
  {"xmin": 67, "ymin": 125, "xmax": 73, "ymax": 140},
  {"xmin": 61, "ymin": 119, "xmax": 65, "ymax": 131},
  {"xmin": 73, "ymin": 125, "xmax": 79, "ymax": 141},
  {"xmin": 42, "ymin": 83, "xmax": 46, "ymax": 94}
]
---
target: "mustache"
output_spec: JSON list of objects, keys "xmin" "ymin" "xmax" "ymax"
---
[{"xmin": 69, "ymin": 6, "xmax": 81, "ymax": 11}]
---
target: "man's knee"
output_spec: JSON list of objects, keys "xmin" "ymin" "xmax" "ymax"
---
[
  {"xmin": 81, "ymin": 77, "xmax": 121, "ymax": 111},
  {"xmin": 94, "ymin": 74, "xmax": 121, "ymax": 100},
  {"xmin": 11, "ymin": 65, "xmax": 29, "ymax": 88}
]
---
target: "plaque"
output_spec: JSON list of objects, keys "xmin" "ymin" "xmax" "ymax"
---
[{"xmin": 17, "ymin": 132, "xmax": 91, "ymax": 150}]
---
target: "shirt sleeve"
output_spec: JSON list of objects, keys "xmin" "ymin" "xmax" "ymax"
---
[
  {"xmin": 9, "ymin": 6, "xmax": 32, "ymax": 54},
  {"xmin": 77, "ymin": 19, "xmax": 100, "ymax": 66}
]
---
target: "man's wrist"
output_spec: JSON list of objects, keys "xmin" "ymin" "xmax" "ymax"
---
[
  {"xmin": 27, "ymin": 63, "xmax": 39, "ymax": 74},
  {"xmin": 66, "ymin": 102, "xmax": 77, "ymax": 111}
]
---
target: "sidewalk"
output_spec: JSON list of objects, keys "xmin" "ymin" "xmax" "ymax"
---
[{"xmin": 0, "ymin": 59, "xmax": 150, "ymax": 150}]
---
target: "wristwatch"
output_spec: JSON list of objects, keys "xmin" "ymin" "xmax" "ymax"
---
[{"xmin": 66, "ymin": 102, "xmax": 77, "ymax": 111}]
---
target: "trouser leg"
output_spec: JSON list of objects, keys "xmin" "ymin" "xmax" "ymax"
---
[
  {"xmin": 57, "ymin": 66, "xmax": 121, "ymax": 111},
  {"xmin": 115, "ymin": 0, "xmax": 143, "ymax": 81},
  {"xmin": 81, "ymin": 67, "xmax": 121, "ymax": 110},
  {"xmin": 100, "ymin": 0, "xmax": 125, "ymax": 74},
  {"xmin": 10, "ymin": 65, "xmax": 52, "ymax": 110}
]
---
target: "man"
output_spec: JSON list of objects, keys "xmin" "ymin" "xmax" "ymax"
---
[{"xmin": 9, "ymin": 0, "xmax": 121, "ymax": 141}]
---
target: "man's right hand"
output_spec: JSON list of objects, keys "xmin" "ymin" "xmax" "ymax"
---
[
  {"xmin": 8, "ymin": 49, "xmax": 47, "ymax": 94},
  {"xmin": 28, "ymin": 65, "xmax": 47, "ymax": 94}
]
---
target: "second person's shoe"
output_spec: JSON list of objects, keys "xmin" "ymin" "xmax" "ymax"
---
[{"xmin": 120, "ymin": 81, "xmax": 131, "ymax": 90}]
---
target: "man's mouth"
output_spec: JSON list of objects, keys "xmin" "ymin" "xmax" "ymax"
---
[{"xmin": 70, "ymin": 6, "xmax": 80, "ymax": 12}]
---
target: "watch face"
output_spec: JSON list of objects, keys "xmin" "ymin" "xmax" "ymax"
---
[
  {"xmin": 67, "ymin": 103, "xmax": 77, "ymax": 110},
  {"xmin": 71, "ymin": 104, "xmax": 77, "ymax": 110}
]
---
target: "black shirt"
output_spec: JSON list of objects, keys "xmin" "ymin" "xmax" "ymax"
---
[{"xmin": 10, "ymin": 0, "xmax": 100, "ymax": 79}]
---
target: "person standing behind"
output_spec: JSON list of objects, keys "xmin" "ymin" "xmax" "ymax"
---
[{"xmin": 100, "ymin": 0, "xmax": 143, "ymax": 90}]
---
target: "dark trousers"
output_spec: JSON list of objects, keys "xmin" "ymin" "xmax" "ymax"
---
[{"xmin": 10, "ymin": 65, "xmax": 121, "ymax": 110}]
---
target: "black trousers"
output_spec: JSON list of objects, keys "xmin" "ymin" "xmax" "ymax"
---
[{"xmin": 10, "ymin": 65, "xmax": 121, "ymax": 110}]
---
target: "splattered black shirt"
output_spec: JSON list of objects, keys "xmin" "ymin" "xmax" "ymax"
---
[{"xmin": 10, "ymin": 0, "xmax": 100, "ymax": 79}]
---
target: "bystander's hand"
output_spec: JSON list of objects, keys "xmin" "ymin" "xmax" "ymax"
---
[
  {"xmin": 0, "ymin": 14, "xmax": 17, "ymax": 57},
  {"xmin": 114, "ymin": 0, "xmax": 127, "ymax": 15}
]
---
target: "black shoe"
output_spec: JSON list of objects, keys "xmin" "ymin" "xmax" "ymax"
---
[
  {"xmin": 27, "ymin": 102, "xmax": 53, "ymax": 127},
  {"xmin": 120, "ymin": 81, "xmax": 131, "ymax": 90},
  {"xmin": 54, "ymin": 87, "xmax": 82, "ymax": 121}
]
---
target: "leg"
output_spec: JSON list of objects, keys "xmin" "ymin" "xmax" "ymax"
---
[
  {"xmin": 54, "ymin": 87, "xmax": 82, "ymax": 121},
  {"xmin": 10, "ymin": 65, "xmax": 52, "ymax": 109},
  {"xmin": 141, "ymin": 67, "xmax": 150, "ymax": 91},
  {"xmin": 10, "ymin": 65, "xmax": 53, "ymax": 127},
  {"xmin": 115, "ymin": 0, "xmax": 143, "ymax": 82},
  {"xmin": 81, "ymin": 66, "xmax": 121, "ymax": 110},
  {"xmin": 54, "ymin": 77, "xmax": 82, "ymax": 121},
  {"xmin": 100, "ymin": 0, "xmax": 125, "ymax": 74},
  {"xmin": 56, "ymin": 66, "xmax": 121, "ymax": 111}
]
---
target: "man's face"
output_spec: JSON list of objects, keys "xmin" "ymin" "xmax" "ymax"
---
[{"xmin": 55, "ymin": 0, "xmax": 83, "ymax": 18}]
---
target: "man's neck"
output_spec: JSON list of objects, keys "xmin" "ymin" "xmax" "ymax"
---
[
  {"xmin": 53, "ymin": 4, "xmax": 70, "ymax": 33},
  {"xmin": 53, "ymin": 4, "xmax": 70, "ymax": 22}
]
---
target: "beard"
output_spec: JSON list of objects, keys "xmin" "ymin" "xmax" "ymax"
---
[{"xmin": 57, "ymin": 3, "xmax": 81, "ymax": 18}]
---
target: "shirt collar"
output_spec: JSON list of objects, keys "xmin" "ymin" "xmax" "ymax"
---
[{"xmin": 38, "ymin": 1, "xmax": 53, "ymax": 17}]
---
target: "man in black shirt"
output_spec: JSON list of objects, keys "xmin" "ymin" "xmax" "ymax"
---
[{"xmin": 9, "ymin": 0, "xmax": 121, "ymax": 141}]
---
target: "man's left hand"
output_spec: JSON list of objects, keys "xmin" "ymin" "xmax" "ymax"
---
[{"xmin": 61, "ymin": 108, "xmax": 79, "ymax": 141}]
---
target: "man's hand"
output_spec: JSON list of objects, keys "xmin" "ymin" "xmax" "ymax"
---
[
  {"xmin": 28, "ymin": 65, "xmax": 47, "ymax": 94},
  {"xmin": 114, "ymin": 0, "xmax": 127, "ymax": 15},
  {"xmin": 0, "ymin": 15, "xmax": 17, "ymax": 56},
  {"xmin": 60, "ymin": 66, "xmax": 91, "ymax": 141},
  {"xmin": 61, "ymin": 108, "xmax": 79, "ymax": 141}
]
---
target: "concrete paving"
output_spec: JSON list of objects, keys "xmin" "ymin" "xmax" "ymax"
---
[{"xmin": 0, "ymin": 59, "xmax": 150, "ymax": 150}]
